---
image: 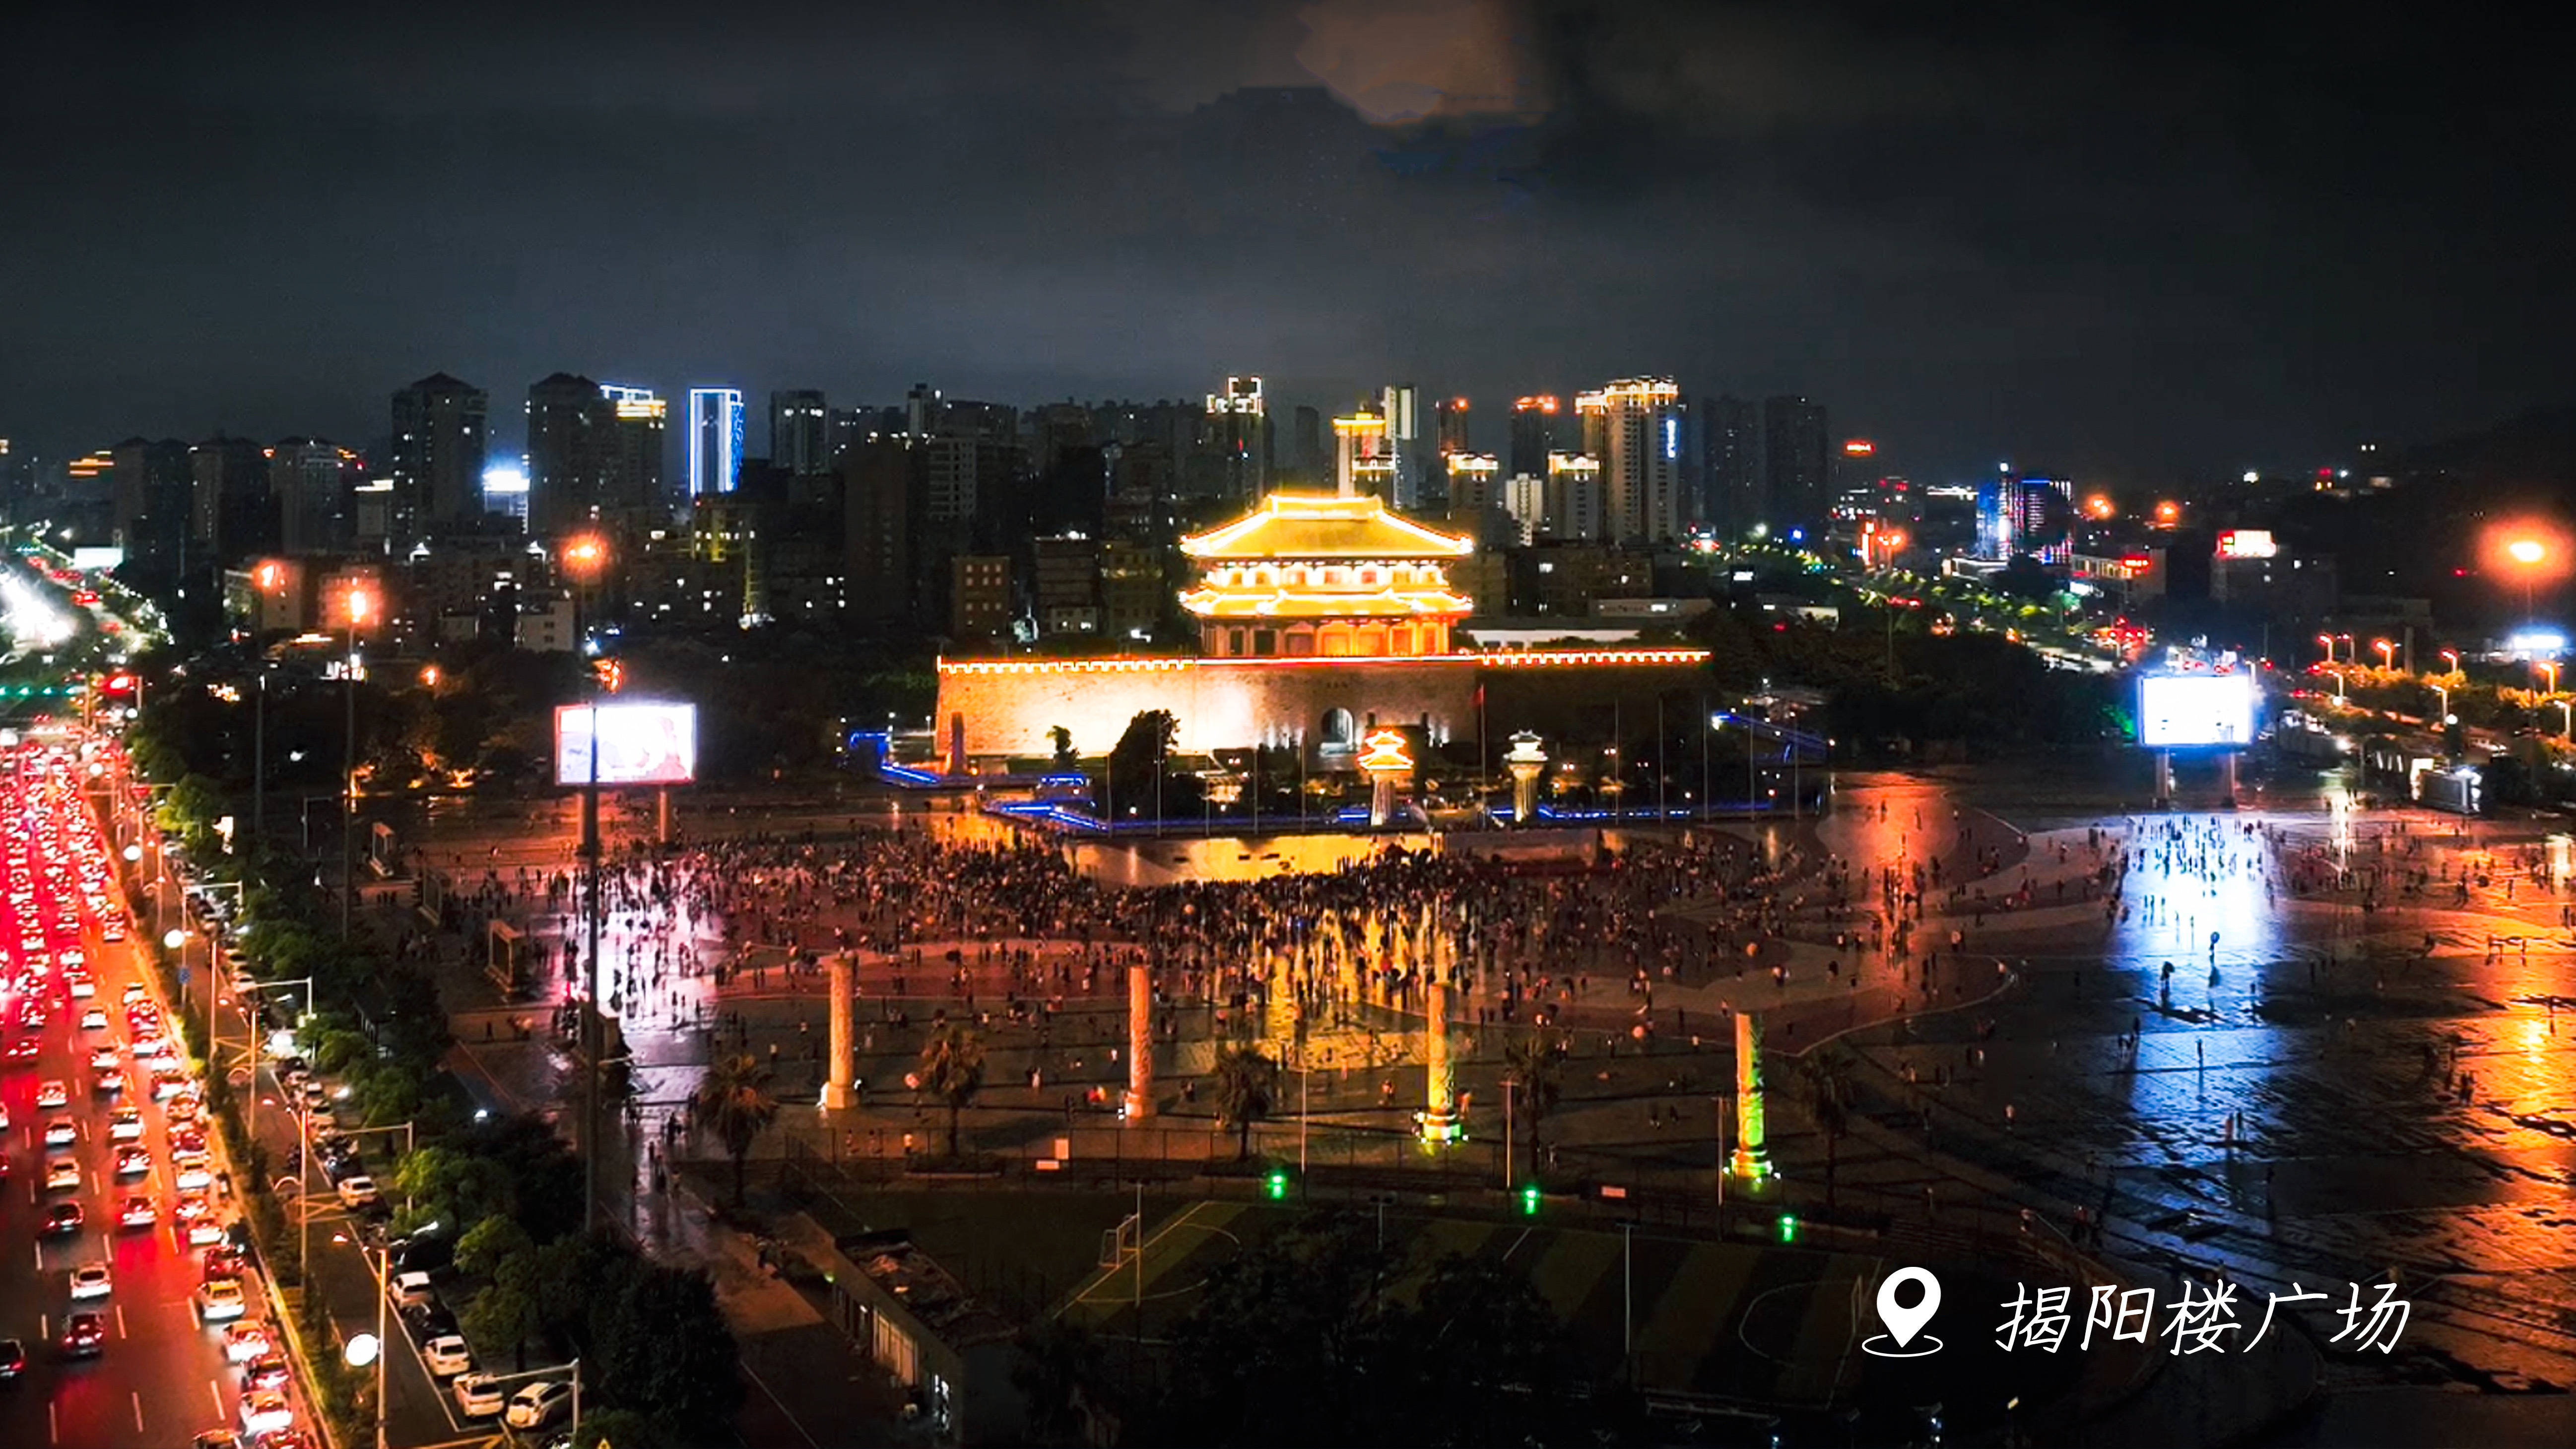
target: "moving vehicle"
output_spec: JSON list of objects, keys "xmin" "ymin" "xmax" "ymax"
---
[
  {"xmin": 68, "ymin": 1261, "xmax": 112, "ymax": 1300},
  {"xmin": 196, "ymin": 1277, "xmax": 247, "ymax": 1322},
  {"xmin": 505, "ymin": 1380, "xmax": 573, "ymax": 1429},
  {"xmin": 61, "ymin": 1312, "xmax": 106, "ymax": 1359}
]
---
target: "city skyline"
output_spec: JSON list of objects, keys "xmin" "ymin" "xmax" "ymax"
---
[{"xmin": 5, "ymin": 4, "xmax": 2571, "ymax": 490}]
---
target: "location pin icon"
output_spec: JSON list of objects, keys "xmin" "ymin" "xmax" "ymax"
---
[{"xmin": 1877, "ymin": 1266, "xmax": 1942, "ymax": 1347}]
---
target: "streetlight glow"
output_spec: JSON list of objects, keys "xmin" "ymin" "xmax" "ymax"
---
[
  {"xmin": 345, "ymin": 1332, "xmax": 380, "ymax": 1368},
  {"xmin": 2509, "ymin": 538, "xmax": 2547, "ymax": 566}
]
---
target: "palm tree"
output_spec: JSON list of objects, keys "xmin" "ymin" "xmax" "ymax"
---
[
  {"xmin": 1795, "ymin": 1048, "xmax": 1854, "ymax": 1214},
  {"xmin": 693, "ymin": 1052, "xmax": 781, "ymax": 1206},
  {"xmin": 1502, "ymin": 1033, "xmax": 1564, "ymax": 1182},
  {"xmin": 918, "ymin": 1024, "xmax": 987, "ymax": 1158},
  {"xmin": 1211, "ymin": 1046, "xmax": 1278, "ymax": 1160}
]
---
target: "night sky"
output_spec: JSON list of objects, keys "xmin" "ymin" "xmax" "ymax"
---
[{"xmin": 5, "ymin": 1, "xmax": 2570, "ymax": 488}]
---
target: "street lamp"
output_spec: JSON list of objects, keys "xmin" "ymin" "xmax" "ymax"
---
[
  {"xmin": 2316, "ymin": 633, "xmax": 2335, "ymax": 665},
  {"xmin": 338, "ymin": 1237, "xmax": 391, "ymax": 1449},
  {"xmin": 2441, "ymin": 648, "xmax": 2460, "ymax": 676},
  {"xmin": 340, "ymin": 585, "xmax": 373, "ymax": 939},
  {"xmin": 560, "ymin": 533, "xmax": 611, "ymax": 1230},
  {"xmin": 2541, "ymin": 660, "xmax": 2561, "ymax": 695},
  {"xmin": 2372, "ymin": 638, "xmax": 2396, "ymax": 671},
  {"xmin": 2325, "ymin": 667, "xmax": 2347, "ymax": 706}
]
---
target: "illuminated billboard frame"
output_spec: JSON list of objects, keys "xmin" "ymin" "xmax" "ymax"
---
[
  {"xmin": 2136, "ymin": 672, "xmax": 2255, "ymax": 749},
  {"xmin": 554, "ymin": 702, "xmax": 698, "ymax": 786}
]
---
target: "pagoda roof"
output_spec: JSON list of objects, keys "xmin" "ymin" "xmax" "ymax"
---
[
  {"xmin": 1178, "ymin": 583, "xmax": 1474, "ymax": 620},
  {"xmin": 1181, "ymin": 492, "xmax": 1473, "ymax": 561}
]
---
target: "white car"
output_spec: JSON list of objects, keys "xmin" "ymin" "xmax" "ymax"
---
[
  {"xmin": 335, "ymin": 1176, "xmax": 380, "ymax": 1209},
  {"xmin": 504, "ymin": 1380, "xmax": 573, "ymax": 1430},
  {"xmin": 44, "ymin": 1117, "xmax": 78, "ymax": 1147},
  {"xmin": 68, "ymin": 977, "xmax": 96, "ymax": 1000},
  {"xmin": 238, "ymin": 1389, "xmax": 292, "ymax": 1436},
  {"xmin": 173, "ymin": 1154, "xmax": 214, "ymax": 1191},
  {"xmin": 196, "ymin": 1277, "xmax": 247, "ymax": 1322},
  {"xmin": 421, "ymin": 1333, "xmax": 472, "ymax": 1378},
  {"xmin": 88, "ymin": 1044, "xmax": 121, "ymax": 1071},
  {"xmin": 107, "ymin": 1108, "xmax": 142, "ymax": 1141},
  {"xmin": 44, "ymin": 1159, "xmax": 80, "ymax": 1191},
  {"xmin": 68, "ymin": 1261, "xmax": 112, "ymax": 1299},
  {"xmin": 392, "ymin": 1270, "xmax": 434, "ymax": 1308},
  {"xmin": 35, "ymin": 1078, "xmax": 67, "ymax": 1108},
  {"xmin": 222, "ymin": 1320, "xmax": 271, "ymax": 1363},
  {"xmin": 452, "ymin": 1374, "xmax": 506, "ymax": 1419}
]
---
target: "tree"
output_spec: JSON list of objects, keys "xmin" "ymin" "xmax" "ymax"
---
[
  {"xmin": 1795, "ymin": 1047, "xmax": 1855, "ymax": 1213},
  {"xmin": 1095, "ymin": 709, "xmax": 1202, "ymax": 820},
  {"xmin": 917, "ymin": 1024, "xmax": 986, "ymax": 1158},
  {"xmin": 1210, "ymin": 1045, "xmax": 1278, "ymax": 1160},
  {"xmin": 454, "ymin": 1213, "xmax": 534, "ymax": 1279},
  {"xmin": 1048, "ymin": 724, "xmax": 1076, "ymax": 768},
  {"xmin": 462, "ymin": 1276, "xmax": 542, "ymax": 1374},
  {"xmin": 1502, "ymin": 1032, "xmax": 1564, "ymax": 1182},
  {"xmin": 692, "ymin": 1053, "xmax": 781, "ymax": 1206},
  {"xmin": 590, "ymin": 1262, "xmax": 743, "ymax": 1441}
]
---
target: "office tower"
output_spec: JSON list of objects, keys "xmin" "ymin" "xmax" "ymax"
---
[
  {"xmin": 270, "ymin": 438, "xmax": 361, "ymax": 554},
  {"xmin": 1978, "ymin": 472, "xmax": 2074, "ymax": 563},
  {"xmin": 109, "ymin": 438, "xmax": 191, "ymax": 563},
  {"xmin": 905, "ymin": 382, "xmax": 941, "ymax": 439},
  {"xmin": 688, "ymin": 388, "xmax": 745, "ymax": 498},
  {"xmin": 390, "ymin": 372, "xmax": 490, "ymax": 535},
  {"xmin": 1436, "ymin": 396, "xmax": 1472, "ymax": 455},
  {"xmin": 1575, "ymin": 377, "xmax": 1683, "ymax": 543},
  {"xmin": 1292, "ymin": 405, "xmax": 1324, "ymax": 481},
  {"xmin": 1762, "ymin": 394, "xmax": 1830, "ymax": 534},
  {"xmin": 1333, "ymin": 407, "xmax": 1396, "ymax": 499},
  {"xmin": 1378, "ymin": 384, "xmax": 1422, "ymax": 508},
  {"xmin": 1545, "ymin": 452, "xmax": 1603, "ymax": 541},
  {"xmin": 1202, "ymin": 376, "xmax": 1271, "ymax": 502},
  {"xmin": 1508, "ymin": 396, "xmax": 1562, "ymax": 480},
  {"xmin": 526, "ymin": 372, "xmax": 619, "ymax": 535},
  {"xmin": 768, "ymin": 390, "xmax": 828, "ymax": 476},
  {"xmin": 1700, "ymin": 395, "xmax": 1757, "ymax": 535},
  {"xmin": 598, "ymin": 384, "xmax": 667, "ymax": 511}
]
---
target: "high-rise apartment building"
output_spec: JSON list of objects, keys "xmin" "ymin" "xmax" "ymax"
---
[
  {"xmin": 1544, "ymin": 452, "xmax": 1603, "ymax": 541},
  {"xmin": 189, "ymin": 435, "xmax": 270, "ymax": 563},
  {"xmin": 1292, "ymin": 405, "xmax": 1324, "ymax": 481},
  {"xmin": 1699, "ymin": 395, "xmax": 1757, "ymax": 535},
  {"xmin": 769, "ymin": 390, "xmax": 828, "ymax": 476},
  {"xmin": 1445, "ymin": 452, "xmax": 1502, "ymax": 515},
  {"xmin": 109, "ymin": 438, "xmax": 191, "ymax": 564},
  {"xmin": 389, "ymin": 372, "xmax": 490, "ymax": 535},
  {"xmin": 1508, "ymin": 396, "xmax": 1563, "ymax": 480},
  {"xmin": 270, "ymin": 438, "xmax": 361, "ymax": 554},
  {"xmin": 688, "ymin": 388, "xmax": 744, "ymax": 498},
  {"xmin": 1333, "ymin": 407, "xmax": 1396, "ymax": 499},
  {"xmin": 599, "ymin": 384, "xmax": 667, "ymax": 511},
  {"xmin": 1436, "ymin": 396, "xmax": 1472, "ymax": 455},
  {"xmin": 526, "ymin": 373, "xmax": 619, "ymax": 535},
  {"xmin": 1379, "ymin": 384, "xmax": 1422, "ymax": 508},
  {"xmin": 1762, "ymin": 395, "xmax": 1830, "ymax": 533},
  {"xmin": 1202, "ymin": 376, "xmax": 1270, "ymax": 502},
  {"xmin": 1576, "ymin": 377, "xmax": 1683, "ymax": 543}
]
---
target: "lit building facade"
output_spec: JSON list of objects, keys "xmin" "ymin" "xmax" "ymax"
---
[
  {"xmin": 1333, "ymin": 408, "xmax": 1396, "ymax": 499},
  {"xmin": 1577, "ymin": 377, "xmax": 1683, "ymax": 543},
  {"xmin": 1202, "ymin": 375, "xmax": 1270, "ymax": 502},
  {"xmin": 688, "ymin": 387, "xmax": 744, "ymax": 498}
]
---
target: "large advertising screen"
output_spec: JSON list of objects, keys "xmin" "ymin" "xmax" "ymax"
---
[
  {"xmin": 554, "ymin": 703, "xmax": 697, "ymax": 786},
  {"xmin": 2137, "ymin": 672, "xmax": 2255, "ymax": 748}
]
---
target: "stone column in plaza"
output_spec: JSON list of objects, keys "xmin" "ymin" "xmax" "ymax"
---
[
  {"xmin": 1504, "ymin": 730, "xmax": 1547, "ymax": 825},
  {"xmin": 1419, "ymin": 980, "xmax": 1459, "ymax": 1143},
  {"xmin": 1729, "ymin": 1010, "xmax": 1771, "ymax": 1180},
  {"xmin": 821, "ymin": 952, "xmax": 857, "ymax": 1110},
  {"xmin": 1123, "ymin": 962, "xmax": 1154, "ymax": 1120}
]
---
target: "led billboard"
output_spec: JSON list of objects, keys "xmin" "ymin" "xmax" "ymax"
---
[
  {"xmin": 2137, "ymin": 673, "xmax": 2255, "ymax": 748},
  {"xmin": 554, "ymin": 702, "xmax": 697, "ymax": 786}
]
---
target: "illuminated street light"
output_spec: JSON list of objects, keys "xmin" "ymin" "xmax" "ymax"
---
[
  {"xmin": 2316, "ymin": 633, "xmax": 2336, "ymax": 664},
  {"xmin": 2441, "ymin": 648, "xmax": 2460, "ymax": 675},
  {"xmin": 2372, "ymin": 639, "xmax": 2395, "ymax": 670}
]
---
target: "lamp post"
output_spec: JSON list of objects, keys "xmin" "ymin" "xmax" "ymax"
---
[
  {"xmin": 2315, "ymin": 633, "xmax": 2335, "ymax": 666},
  {"xmin": 340, "ymin": 586, "xmax": 372, "ymax": 939},
  {"xmin": 2372, "ymin": 638, "xmax": 2396, "ymax": 671},
  {"xmin": 340, "ymin": 1238, "xmax": 391, "ymax": 1449},
  {"xmin": 2556, "ymin": 699, "xmax": 2573, "ymax": 738},
  {"xmin": 2325, "ymin": 667, "xmax": 2347, "ymax": 706},
  {"xmin": 2542, "ymin": 660, "xmax": 2561, "ymax": 695},
  {"xmin": 561, "ymin": 534, "xmax": 610, "ymax": 1230},
  {"xmin": 2441, "ymin": 648, "xmax": 2460, "ymax": 677}
]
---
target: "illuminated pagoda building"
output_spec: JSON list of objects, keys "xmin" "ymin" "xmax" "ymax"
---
[{"xmin": 932, "ymin": 484, "xmax": 1710, "ymax": 780}]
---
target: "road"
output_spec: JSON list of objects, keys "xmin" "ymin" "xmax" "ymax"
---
[{"xmin": 0, "ymin": 737, "xmax": 295, "ymax": 1449}]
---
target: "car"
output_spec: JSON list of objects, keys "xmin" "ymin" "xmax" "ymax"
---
[
  {"xmin": 335, "ymin": 1176, "xmax": 380, "ymax": 1209},
  {"xmin": 117, "ymin": 1196, "xmax": 156, "ymax": 1229},
  {"xmin": 195, "ymin": 1277, "xmax": 247, "ymax": 1322},
  {"xmin": 391, "ymin": 1232, "xmax": 453, "ymax": 1275},
  {"xmin": 391, "ymin": 1269, "xmax": 436, "ymax": 1308},
  {"xmin": 45, "ymin": 1159, "xmax": 81, "ymax": 1191},
  {"xmin": 16, "ymin": 1004, "xmax": 46, "ymax": 1031},
  {"xmin": 59, "ymin": 1312, "xmax": 106, "ymax": 1359},
  {"xmin": 151, "ymin": 1068, "xmax": 190, "ymax": 1099},
  {"xmin": 107, "ymin": 1106, "xmax": 142, "ymax": 1140},
  {"xmin": 452, "ymin": 1374, "xmax": 506, "ymax": 1418},
  {"xmin": 174, "ymin": 1189, "xmax": 212, "ymax": 1223},
  {"xmin": 174, "ymin": 1154, "xmax": 213, "ymax": 1191},
  {"xmin": 420, "ymin": 1333, "xmax": 472, "ymax": 1378},
  {"xmin": 44, "ymin": 1116, "xmax": 78, "ymax": 1147},
  {"xmin": 114, "ymin": 1145, "xmax": 151, "ymax": 1177},
  {"xmin": 0, "ymin": 1337, "xmax": 23, "ymax": 1382},
  {"xmin": 35, "ymin": 1077, "xmax": 66, "ymax": 1107},
  {"xmin": 190, "ymin": 1432, "xmax": 240, "ymax": 1449},
  {"xmin": 98, "ymin": 916, "xmax": 124, "ymax": 942},
  {"xmin": 221, "ymin": 1321, "xmax": 271, "ymax": 1363},
  {"xmin": 321, "ymin": 1151, "xmax": 364, "ymax": 1185},
  {"xmin": 504, "ymin": 1380, "xmax": 573, "ymax": 1430},
  {"xmin": 67, "ymin": 976, "xmax": 96, "ymax": 1000},
  {"xmin": 135, "ymin": 1035, "xmax": 177, "ymax": 1063},
  {"xmin": 44, "ymin": 1202, "xmax": 84, "ymax": 1235},
  {"xmin": 120, "ymin": 981, "xmax": 146, "ymax": 1005},
  {"xmin": 240, "ymin": 1351, "xmax": 289, "ymax": 1393},
  {"xmin": 88, "ymin": 1043, "xmax": 120, "ymax": 1071},
  {"xmin": 258, "ymin": 1431, "xmax": 316, "ymax": 1449},
  {"xmin": 399, "ymin": 1300, "xmax": 458, "ymax": 1339},
  {"xmin": 94, "ymin": 1065, "xmax": 127, "ymax": 1095},
  {"xmin": 237, "ymin": 1389, "xmax": 291, "ymax": 1436},
  {"xmin": 167, "ymin": 1091, "xmax": 203, "ymax": 1123},
  {"xmin": 186, "ymin": 1210, "xmax": 226, "ymax": 1246},
  {"xmin": 202, "ymin": 1246, "xmax": 246, "ymax": 1281},
  {"xmin": 68, "ymin": 1261, "xmax": 111, "ymax": 1299},
  {"xmin": 2, "ymin": 1037, "xmax": 36, "ymax": 1062}
]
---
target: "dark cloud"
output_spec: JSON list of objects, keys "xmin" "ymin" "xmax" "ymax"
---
[{"xmin": 2, "ymin": 1, "xmax": 2569, "ymax": 486}]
